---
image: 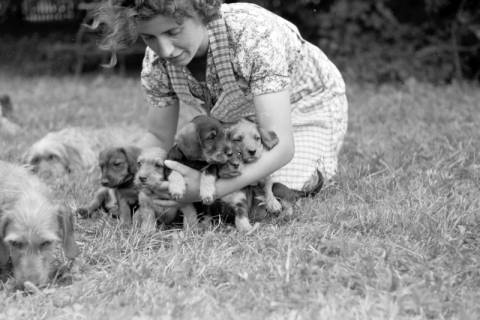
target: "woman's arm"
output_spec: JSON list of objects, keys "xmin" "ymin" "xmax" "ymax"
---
[
  {"xmin": 137, "ymin": 102, "xmax": 180, "ymax": 151},
  {"xmin": 161, "ymin": 90, "xmax": 294, "ymax": 204}
]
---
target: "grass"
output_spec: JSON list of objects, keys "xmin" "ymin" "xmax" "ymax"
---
[{"xmin": 0, "ymin": 74, "xmax": 479, "ymax": 320}]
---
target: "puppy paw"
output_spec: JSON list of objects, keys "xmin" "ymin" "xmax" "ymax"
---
[
  {"xmin": 265, "ymin": 197, "xmax": 283, "ymax": 214},
  {"xmin": 168, "ymin": 172, "xmax": 186, "ymax": 199},
  {"xmin": 235, "ymin": 215, "xmax": 253, "ymax": 233},
  {"xmin": 200, "ymin": 172, "xmax": 216, "ymax": 205}
]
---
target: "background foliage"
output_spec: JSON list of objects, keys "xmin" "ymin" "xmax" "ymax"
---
[{"xmin": 0, "ymin": 0, "xmax": 479, "ymax": 83}]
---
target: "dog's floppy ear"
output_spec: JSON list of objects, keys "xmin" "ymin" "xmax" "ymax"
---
[
  {"xmin": 258, "ymin": 128, "xmax": 279, "ymax": 150},
  {"xmin": 56, "ymin": 206, "xmax": 80, "ymax": 259},
  {"xmin": 121, "ymin": 146, "xmax": 142, "ymax": 173},
  {"xmin": 62, "ymin": 144, "xmax": 83, "ymax": 173},
  {"xmin": 0, "ymin": 214, "xmax": 11, "ymax": 266},
  {"xmin": 175, "ymin": 122, "xmax": 202, "ymax": 159}
]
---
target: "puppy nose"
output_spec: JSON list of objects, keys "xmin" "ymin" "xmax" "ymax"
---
[
  {"xmin": 138, "ymin": 176, "xmax": 147, "ymax": 183},
  {"xmin": 101, "ymin": 179, "xmax": 109, "ymax": 186},
  {"xmin": 248, "ymin": 149, "xmax": 256, "ymax": 156},
  {"xmin": 233, "ymin": 163, "xmax": 239, "ymax": 169}
]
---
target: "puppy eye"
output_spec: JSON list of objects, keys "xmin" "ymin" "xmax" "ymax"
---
[
  {"xmin": 137, "ymin": 161, "xmax": 142, "ymax": 167},
  {"xmin": 232, "ymin": 137, "xmax": 242, "ymax": 142},
  {"xmin": 254, "ymin": 136, "xmax": 260, "ymax": 141},
  {"xmin": 154, "ymin": 162, "xmax": 163, "ymax": 169},
  {"xmin": 47, "ymin": 154, "xmax": 58, "ymax": 161},
  {"xmin": 207, "ymin": 131, "xmax": 217, "ymax": 140},
  {"xmin": 113, "ymin": 161, "xmax": 122, "ymax": 167},
  {"xmin": 9, "ymin": 240, "xmax": 25, "ymax": 250},
  {"xmin": 40, "ymin": 241, "xmax": 53, "ymax": 249}
]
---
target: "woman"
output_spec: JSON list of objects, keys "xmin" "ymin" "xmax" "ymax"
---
[{"xmin": 93, "ymin": 0, "xmax": 348, "ymax": 206}]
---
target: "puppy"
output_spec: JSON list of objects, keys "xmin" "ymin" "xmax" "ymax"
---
[
  {"xmin": 134, "ymin": 148, "xmax": 182, "ymax": 232},
  {"xmin": 76, "ymin": 146, "xmax": 141, "ymax": 225},
  {"xmin": 22, "ymin": 126, "xmax": 145, "ymax": 181},
  {"xmin": 0, "ymin": 160, "xmax": 80, "ymax": 289},
  {"xmin": 166, "ymin": 115, "xmax": 233, "ymax": 205},
  {"xmin": 225, "ymin": 116, "xmax": 283, "ymax": 213}
]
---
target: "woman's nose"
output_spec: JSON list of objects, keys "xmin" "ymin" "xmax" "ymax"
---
[{"xmin": 155, "ymin": 36, "xmax": 175, "ymax": 58}]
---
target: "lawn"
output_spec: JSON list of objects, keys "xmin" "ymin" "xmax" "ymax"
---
[{"xmin": 0, "ymin": 74, "xmax": 479, "ymax": 320}]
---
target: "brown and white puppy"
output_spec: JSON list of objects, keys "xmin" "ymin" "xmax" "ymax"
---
[
  {"xmin": 225, "ymin": 116, "xmax": 283, "ymax": 213},
  {"xmin": 134, "ymin": 148, "xmax": 184, "ymax": 232},
  {"xmin": 0, "ymin": 160, "xmax": 80, "ymax": 289},
  {"xmin": 76, "ymin": 146, "xmax": 141, "ymax": 225},
  {"xmin": 22, "ymin": 126, "xmax": 145, "ymax": 181}
]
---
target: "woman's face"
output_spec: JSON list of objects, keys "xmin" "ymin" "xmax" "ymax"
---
[{"xmin": 137, "ymin": 13, "xmax": 209, "ymax": 66}]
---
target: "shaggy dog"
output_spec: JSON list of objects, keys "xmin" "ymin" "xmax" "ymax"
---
[
  {"xmin": 0, "ymin": 160, "xmax": 80, "ymax": 289},
  {"xmin": 22, "ymin": 126, "xmax": 145, "ymax": 181},
  {"xmin": 76, "ymin": 146, "xmax": 141, "ymax": 225}
]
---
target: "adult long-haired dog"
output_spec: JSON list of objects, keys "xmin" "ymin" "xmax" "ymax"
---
[
  {"xmin": 0, "ymin": 160, "xmax": 80, "ymax": 289},
  {"xmin": 22, "ymin": 126, "xmax": 145, "ymax": 181},
  {"xmin": 76, "ymin": 146, "xmax": 141, "ymax": 225}
]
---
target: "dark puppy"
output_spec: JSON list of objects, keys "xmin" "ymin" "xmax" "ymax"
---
[
  {"xmin": 166, "ymin": 115, "xmax": 233, "ymax": 206},
  {"xmin": 76, "ymin": 146, "xmax": 141, "ymax": 225}
]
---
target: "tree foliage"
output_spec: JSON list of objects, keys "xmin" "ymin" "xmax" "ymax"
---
[{"xmin": 229, "ymin": 0, "xmax": 480, "ymax": 83}]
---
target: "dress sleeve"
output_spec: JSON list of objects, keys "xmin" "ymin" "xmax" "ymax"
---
[
  {"xmin": 140, "ymin": 48, "xmax": 179, "ymax": 108},
  {"xmin": 231, "ymin": 16, "xmax": 291, "ymax": 96}
]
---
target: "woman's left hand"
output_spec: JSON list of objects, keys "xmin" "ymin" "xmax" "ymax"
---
[{"xmin": 151, "ymin": 160, "xmax": 202, "ymax": 207}]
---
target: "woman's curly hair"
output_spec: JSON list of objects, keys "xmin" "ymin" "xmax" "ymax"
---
[{"xmin": 90, "ymin": 0, "xmax": 222, "ymax": 66}]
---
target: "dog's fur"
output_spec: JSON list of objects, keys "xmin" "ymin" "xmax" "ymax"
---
[
  {"xmin": 134, "ymin": 148, "xmax": 182, "ymax": 232},
  {"xmin": 76, "ymin": 146, "xmax": 141, "ymax": 225},
  {"xmin": 225, "ymin": 116, "xmax": 284, "ymax": 214},
  {"xmin": 166, "ymin": 115, "xmax": 233, "ymax": 205},
  {"xmin": 22, "ymin": 126, "xmax": 145, "ymax": 181},
  {"xmin": 0, "ymin": 160, "xmax": 80, "ymax": 288}
]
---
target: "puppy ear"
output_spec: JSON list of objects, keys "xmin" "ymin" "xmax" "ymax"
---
[
  {"xmin": 258, "ymin": 128, "xmax": 279, "ymax": 150},
  {"xmin": 56, "ymin": 206, "xmax": 80, "ymax": 259},
  {"xmin": 175, "ymin": 123, "xmax": 201, "ymax": 159},
  {"xmin": 121, "ymin": 146, "xmax": 142, "ymax": 173},
  {"xmin": 167, "ymin": 145, "xmax": 185, "ymax": 162},
  {"xmin": 63, "ymin": 144, "xmax": 83, "ymax": 173},
  {"xmin": 0, "ymin": 214, "xmax": 11, "ymax": 266}
]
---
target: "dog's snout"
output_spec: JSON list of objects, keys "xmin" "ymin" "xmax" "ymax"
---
[
  {"xmin": 232, "ymin": 163, "xmax": 240, "ymax": 169},
  {"xmin": 100, "ymin": 179, "xmax": 110, "ymax": 186},
  {"xmin": 248, "ymin": 149, "xmax": 256, "ymax": 156},
  {"xmin": 138, "ymin": 176, "xmax": 147, "ymax": 183}
]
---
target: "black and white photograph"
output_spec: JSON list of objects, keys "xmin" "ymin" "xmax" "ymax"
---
[{"xmin": 0, "ymin": 0, "xmax": 479, "ymax": 319}]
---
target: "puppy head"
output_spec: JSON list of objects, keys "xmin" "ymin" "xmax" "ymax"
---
[
  {"xmin": 227, "ymin": 117, "xmax": 279, "ymax": 163},
  {"xmin": 135, "ymin": 148, "xmax": 167, "ymax": 190},
  {"xmin": 22, "ymin": 140, "xmax": 82, "ymax": 180},
  {"xmin": 176, "ymin": 115, "xmax": 232, "ymax": 164},
  {"xmin": 0, "ymin": 198, "xmax": 79, "ymax": 288},
  {"xmin": 98, "ymin": 146, "xmax": 141, "ymax": 187},
  {"xmin": 218, "ymin": 145, "xmax": 244, "ymax": 179}
]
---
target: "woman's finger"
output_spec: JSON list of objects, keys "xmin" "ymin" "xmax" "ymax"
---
[
  {"xmin": 152, "ymin": 198, "xmax": 180, "ymax": 208},
  {"xmin": 164, "ymin": 160, "xmax": 191, "ymax": 175}
]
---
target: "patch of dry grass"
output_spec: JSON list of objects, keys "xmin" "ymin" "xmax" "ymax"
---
[{"xmin": 0, "ymin": 74, "xmax": 479, "ymax": 320}]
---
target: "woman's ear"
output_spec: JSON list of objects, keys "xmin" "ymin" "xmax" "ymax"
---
[{"xmin": 258, "ymin": 128, "xmax": 279, "ymax": 150}]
